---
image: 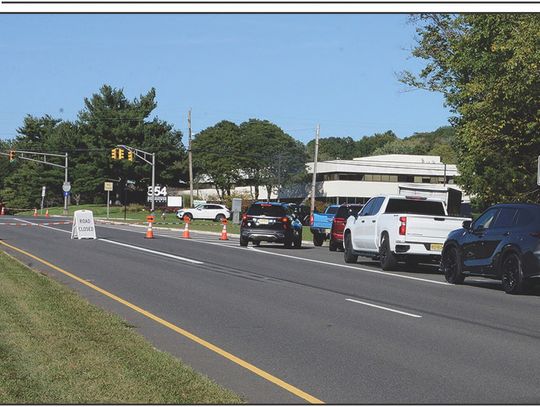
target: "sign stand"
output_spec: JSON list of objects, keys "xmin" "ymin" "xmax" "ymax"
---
[{"xmin": 71, "ymin": 210, "xmax": 97, "ymax": 240}]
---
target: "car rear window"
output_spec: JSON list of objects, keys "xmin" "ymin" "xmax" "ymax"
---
[
  {"xmin": 385, "ymin": 199, "xmax": 446, "ymax": 216},
  {"xmin": 325, "ymin": 206, "xmax": 339, "ymax": 215},
  {"xmin": 247, "ymin": 204, "xmax": 287, "ymax": 217},
  {"xmin": 336, "ymin": 205, "xmax": 363, "ymax": 218}
]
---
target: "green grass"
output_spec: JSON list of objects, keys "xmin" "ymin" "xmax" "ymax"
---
[
  {"xmin": 17, "ymin": 205, "xmax": 317, "ymax": 240},
  {"xmin": 0, "ymin": 251, "xmax": 243, "ymax": 404}
]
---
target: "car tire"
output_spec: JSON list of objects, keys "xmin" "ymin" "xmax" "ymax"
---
[
  {"xmin": 215, "ymin": 214, "xmax": 226, "ymax": 222},
  {"xmin": 294, "ymin": 231, "xmax": 302, "ymax": 248},
  {"xmin": 329, "ymin": 239, "xmax": 338, "ymax": 252},
  {"xmin": 501, "ymin": 252, "xmax": 528, "ymax": 294},
  {"xmin": 240, "ymin": 236, "xmax": 248, "ymax": 247},
  {"xmin": 313, "ymin": 232, "xmax": 325, "ymax": 247},
  {"xmin": 379, "ymin": 233, "xmax": 398, "ymax": 271},
  {"xmin": 253, "ymin": 241, "xmax": 261, "ymax": 247},
  {"xmin": 441, "ymin": 246, "xmax": 465, "ymax": 284},
  {"xmin": 284, "ymin": 238, "xmax": 293, "ymax": 249},
  {"xmin": 344, "ymin": 233, "xmax": 358, "ymax": 264}
]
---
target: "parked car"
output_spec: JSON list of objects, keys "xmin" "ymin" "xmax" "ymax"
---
[
  {"xmin": 343, "ymin": 195, "xmax": 471, "ymax": 270},
  {"xmin": 176, "ymin": 204, "xmax": 230, "ymax": 222},
  {"xmin": 329, "ymin": 204, "xmax": 364, "ymax": 252},
  {"xmin": 310, "ymin": 205, "xmax": 340, "ymax": 246},
  {"xmin": 240, "ymin": 202, "xmax": 303, "ymax": 248},
  {"xmin": 441, "ymin": 203, "xmax": 540, "ymax": 294}
]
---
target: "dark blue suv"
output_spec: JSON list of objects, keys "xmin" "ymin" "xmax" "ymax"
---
[
  {"xmin": 441, "ymin": 203, "xmax": 540, "ymax": 294},
  {"xmin": 240, "ymin": 202, "xmax": 303, "ymax": 248}
]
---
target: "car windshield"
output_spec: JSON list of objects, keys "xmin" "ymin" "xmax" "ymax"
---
[
  {"xmin": 247, "ymin": 204, "xmax": 287, "ymax": 217},
  {"xmin": 385, "ymin": 199, "xmax": 446, "ymax": 216}
]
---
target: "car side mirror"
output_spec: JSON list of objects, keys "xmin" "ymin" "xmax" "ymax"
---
[{"xmin": 462, "ymin": 220, "xmax": 472, "ymax": 230}]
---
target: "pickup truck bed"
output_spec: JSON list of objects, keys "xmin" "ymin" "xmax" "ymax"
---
[{"xmin": 310, "ymin": 205, "xmax": 340, "ymax": 246}]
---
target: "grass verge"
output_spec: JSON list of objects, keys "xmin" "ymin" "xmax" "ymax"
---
[{"xmin": 0, "ymin": 251, "xmax": 243, "ymax": 404}]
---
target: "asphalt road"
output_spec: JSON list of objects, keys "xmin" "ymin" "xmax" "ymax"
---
[{"xmin": 1, "ymin": 215, "xmax": 540, "ymax": 404}]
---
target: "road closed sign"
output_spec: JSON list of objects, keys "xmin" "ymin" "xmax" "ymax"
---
[{"xmin": 71, "ymin": 210, "xmax": 97, "ymax": 240}]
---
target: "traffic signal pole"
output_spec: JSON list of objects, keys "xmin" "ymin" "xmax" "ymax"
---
[
  {"xmin": 1, "ymin": 150, "xmax": 69, "ymax": 215},
  {"xmin": 115, "ymin": 145, "xmax": 156, "ymax": 213}
]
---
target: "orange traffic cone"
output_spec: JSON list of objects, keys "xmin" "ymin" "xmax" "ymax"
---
[
  {"xmin": 182, "ymin": 217, "xmax": 191, "ymax": 239},
  {"xmin": 145, "ymin": 221, "xmax": 154, "ymax": 239},
  {"xmin": 219, "ymin": 221, "xmax": 229, "ymax": 240},
  {"xmin": 33, "ymin": 208, "xmax": 38, "ymax": 217},
  {"xmin": 45, "ymin": 209, "xmax": 50, "ymax": 218}
]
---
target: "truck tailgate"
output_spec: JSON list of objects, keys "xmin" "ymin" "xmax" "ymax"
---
[{"xmin": 404, "ymin": 215, "xmax": 468, "ymax": 243}]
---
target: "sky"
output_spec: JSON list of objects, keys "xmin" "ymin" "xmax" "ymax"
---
[{"xmin": 0, "ymin": 14, "xmax": 452, "ymax": 144}]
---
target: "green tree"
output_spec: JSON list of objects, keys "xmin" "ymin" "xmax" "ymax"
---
[
  {"xmin": 76, "ymin": 85, "xmax": 185, "ymax": 204},
  {"xmin": 306, "ymin": 136, "xmax": 357, "ymax": 161},
  {"xmin": 192, "ymin": 120, "xmax": 243, "ymax": 200},
  {"xmin": 355, "ymin": 131, "xmax": 399, "ymax": 157},
  {"xmin": 239, "ymin": 119, "xmax": 307, "ymax": 200},
  {"xmin": 401, "ymin": 14, "xmax": 540, "ymax": 207}
]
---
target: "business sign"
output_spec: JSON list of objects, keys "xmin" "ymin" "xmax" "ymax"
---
[
  {"xmin": 167, "ymin": 196, "xmax": 183, "ymax": 207},
  {"xmin": 71, "ymin": 210, "xmax": 97, "ymax": 240},
  {"xmin": 104, "ymin": 182, "xmax": 113, "ymax": 191},
  {"xmin": 147, "ymin": 185, "xmax": 167, "ymax": 203}
]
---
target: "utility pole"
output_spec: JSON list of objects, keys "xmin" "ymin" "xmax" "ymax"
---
[
  {"xmin": 64, "ymin": 152, "xmax": 69, "ymax": 215},
  {"xmin": 310, "ymin": 124, "xmax": 320, "ymax": 219},
  {"xmin": 188, "ymin": 109, "xmax": 194, "ymax": 208}
]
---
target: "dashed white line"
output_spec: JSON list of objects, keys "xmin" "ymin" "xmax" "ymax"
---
[{"xmin": 345, "ymin": 298, "xmax": 422, "ymax": 318}]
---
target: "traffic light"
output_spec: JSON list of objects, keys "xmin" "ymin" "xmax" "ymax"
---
[
  {"xmin": 118, "ymin": 148, "xmax": 125, "ymax": 160},
  {"xmin": 111, "ymin": 148, "xmax": 118, "ymax": 160},
  {"xmin": 8, "ymin": 150, "xmax": 15, "ymax": 162},
  {"xmin": 127, "ymin": 151, "xmax": 134, "ymax": 161}
]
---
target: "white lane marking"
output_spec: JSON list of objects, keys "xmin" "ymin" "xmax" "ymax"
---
[
  {"xmin": 99, "ymin": 238, "xmax": 203, "ymax": 264},
  {"xmin": 247, "ymin": 247, "xmax": 449, "ymax": 286},
  {"xmin": 13, "ymin": 218, "xmax": 203, "ymax": 265},
  {"xmin": 345, "ymin": 298, "xmax": 422, "ymax": 318},
  {"xmin": 18, "ymin": 219, "xmax": 448, "ymax": 286}
]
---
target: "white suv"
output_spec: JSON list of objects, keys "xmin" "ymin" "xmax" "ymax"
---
[{"xmin": 176, "ymin": 204, "xmax": 230, "ymax": 222}]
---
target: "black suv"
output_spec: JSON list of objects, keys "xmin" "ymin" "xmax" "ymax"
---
[
  {"xmin": 240, "ymin": 202, "xmax": 303, "ymax": 248},
  {"xmin": 441, "ymin": 203, "xmax": 540, "ymax": 294}
]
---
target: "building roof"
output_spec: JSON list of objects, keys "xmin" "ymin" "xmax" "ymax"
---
[{"xmin": 307, "ymin": 154, "xmax": 458, "ymax": 177}]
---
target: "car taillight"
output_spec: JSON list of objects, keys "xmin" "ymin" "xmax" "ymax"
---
[
  {"xmin": 399, "ymin": 216, "xmax": 407, "ymax": 235},
  {"xmin": 310, "ymin": 215, "xmax": 314, "ymax": 226},
  {"xmin": 333, "ymin": 217, "xmax": 345, "ymax": 224},
  {"xmin": 281, "ymin": 217, "xmax": 289, "ymax": 223}
]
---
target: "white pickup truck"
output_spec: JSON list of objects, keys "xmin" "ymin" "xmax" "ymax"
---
[{"xmin": 343, "ymin": 195, "xmax": 471, "ymax": 270}]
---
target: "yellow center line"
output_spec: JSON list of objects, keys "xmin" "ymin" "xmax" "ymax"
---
[{"xmin": 0, "ymin": 240, "xmax": 324, "ymax": 404}]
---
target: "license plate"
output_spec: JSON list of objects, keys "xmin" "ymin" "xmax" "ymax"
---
[
  {"xmin": 430, "ymin": 243, "xmax": 443, "ymax": 251},
  {"xmin": 258, "ymin": 218, "xmax": 269, "ymax": 225}
]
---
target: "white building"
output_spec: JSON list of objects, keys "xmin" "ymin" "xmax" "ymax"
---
[
  {"xmin": 180, "ymin": 154, "xmax": 468, "ymax": 207},
  {"xmin": 280, "ymin": 154, "xmax": 468, "ymax": 205}
]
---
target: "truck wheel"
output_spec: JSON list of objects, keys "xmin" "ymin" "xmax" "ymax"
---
[
  {"xmin": 329, "ymin": 239, "xmax": 338, "ymax": 252},
  {"xmin": 441, "ymin": 246, "xmax": 465, "ymax": 284},
  {"xmin": 379, "ymin": 234, "xmax": 398, "ymax": 271},
  {"xmin": 313, "ymin": 233, "xmax": 325, "ymax": 247},
  {"xmin": 344, "ymin": 233, "xmax": 358, "ymax": 264}
]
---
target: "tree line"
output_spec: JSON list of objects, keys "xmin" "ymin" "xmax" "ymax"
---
[{"xmin": 2, "ymin": 14, "xmax": 537, "ymax": 211}]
